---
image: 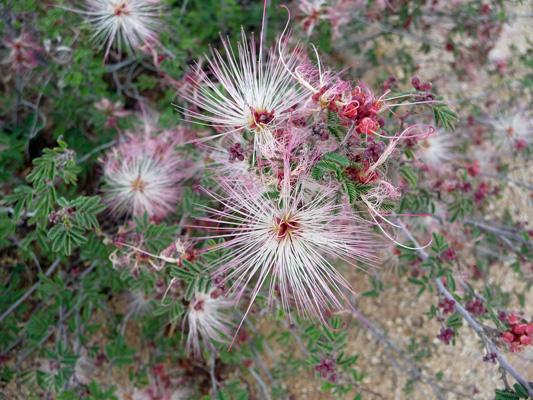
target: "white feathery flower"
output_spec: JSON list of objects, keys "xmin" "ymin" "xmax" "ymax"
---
[
  {"xmin": 62, "ymin": 0, "xmax": 163, "ymax": 62},
  {"xmin": 126, "ymin": 289, "xmax": 154, "ymax": 317},
  {"xmin": 489, "ymin": 112, "xmax": 532, "ymax": 150},
  {"xmin": 298, "ymin": 0, "xmax": 328, "ymax": 36},
  {"xmin": 114, "ymin": 384, "xmax": 145, "ymax": 400},
  {"xmin": 416, "ymin": 130, "xmax": 454, "ymax": 167},
  {"xmin": 183, "ymin": 289, "xmax": 234, "ymax": 359},
  {"xmin": 176, "ymin": 28, "xmax": 308, "ymax": 155},
  {"xmin": 72, "ymin": 348, "xmax": 97, "ymax": 385},
  {"xmin": 101, "ymin": 131, "xmax": 184, "ymax": 219},
  {"xmin": 198, "ymin": 166, "xmax": 380, "ymax": 348},
  {"xmin": 170, "ymin": 387, "xmax": 194, "ymax": 400}
]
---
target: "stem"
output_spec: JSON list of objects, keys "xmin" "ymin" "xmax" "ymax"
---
[
  {"xmin": 480, "ymin": 173, "xmax": 533, "ymax": 190},
  {"xmin": 210, "ymin": 352, "xmax": 217, "ymax": 396},
  {"xmin": 76, "ymin": 140, "xmax": 116, "ymax": 165},
  {"xmin": 249, "ymin": 367, "xmax": 272, "ymax": 400}
]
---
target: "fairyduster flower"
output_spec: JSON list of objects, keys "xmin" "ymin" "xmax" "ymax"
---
[
  {"xmin": 126, "ymin": 289, "xmax": 154, "ymax": 317},
  {"xmin": 94, "ymin": 98, "xmax": 131, "ymax": 127},
  {"xmin": 3, "ymin": 33, "xmax": 42, "ymax": 71},
  {"xmin": 101, "ymin": 130, "xmax": 183, "ymax": 220},
  {"xmin": 415, "ymin": 129, "xmax": 454, "ymax": 168},
  {"xmin": 176, "ymin": 26, "xmax": 308, "ymax": 156},
  {"xmin": 298, "ymin": 0, "xmax": 328, "ymax": 36},
  {"xmin": 489, "ymin": 112, "xmax": 532, "ymax": 151},
  {"xmin": 183, "ymin": 289, "xmax": 234, "ymax": 359},
  {"xmin": 197, "ymin": 161, "xmax": 380, "ymax": 347},
  {"xmin": 297, "ymin": 0, "xmax": 349, "ymax": 39},
  {"xmin": 60, "ymin": 0, "xmax": 163, "ymax": 63},
  {"xmin": 72, "ymin": 348, "xmax": 97, "ymax": 385}
]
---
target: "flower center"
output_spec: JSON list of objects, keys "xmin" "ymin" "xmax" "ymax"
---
[
  {"xmin": 273, "ymin": 214, "xmax": 300, "ymax": 241},
  {"xmin": 506, "ymin": 127, "xmax": 514, "ymax": 137},
  {"xmin": 250, "ymin": 108, "xmax": 275, "ymax": 130},
  {"xmin": 193, "ymin": 300, "xmax": 204, "ymax": 311},
  {"xmin": 131, "ymin": 177, "xmax": 147, "ymax": 193},
  {"xmin": 113, "ymin": 2, "xmax": 129, "ymax": 16},
  {"xmin": 421, "ymin": 140, "xmax": 431, "ymax": 149}
]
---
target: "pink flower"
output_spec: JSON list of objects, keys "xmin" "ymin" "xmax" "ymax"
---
[
  {"xmin": 514, "ymin": 323, "xmax": 530, "ymax": 336},
  {"xmin": 94, "ymin": 98, "xmax": 131, "ymax": 127},
  {"xmin": 59, "ymin": 0, "xmax": 164, "ymax": 63},
  {"xmin": 101, "ymin": 129, "xmax": 184, "ymax": 219},
  {"xmin": 198, "ymin": 153, "xmax": 380, "ymax": 347},
  {"xmin": 437, "ymin": 328, "xmax": 455, "ymax": 345},
  {"xmin": 438, "ymin": 298, "xmax": 456, "ymax": 315},
  {"xmin": 175, "ymin": 25, "xmax": 308, "ymax": 157},
  {"xmin": 508, "ymin": 313, "xmax": 522, "ymax": 325},
  {"xmin": 442, "ymin": 248, "xmax": 456, "ymax": 262},
  {"xmin": 183, "ymin": 289, "xmax": 234, "ymax": 359},
  {"xmin": 3, "ymin": 33, "xmax": 42, "ymax": 71},
  {"xmin": 466, "ymin": 161, "xmax": 482, "ymax": 177}
]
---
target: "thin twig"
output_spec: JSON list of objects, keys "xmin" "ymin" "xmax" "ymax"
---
[
  {"xmin": 210, "ymin": 352, "xmax": 217, "ymax": 396},
  {"xmin": 249, "ymin": 367, "xmax": 272, "ymax": 400},
  {"xmin": 465, "ymin": 219, "xmax": 533, "ymax": 247},
  {"xmin": 480, "ymin": 173, "xmax": 533, "ymax": 190},
  {"xmin": 76, "ymin": 140, "xmax": 116, "ymax": 165}
]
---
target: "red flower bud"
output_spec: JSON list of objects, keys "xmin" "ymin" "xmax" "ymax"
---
[{"xmin": 501, "ymin": 331, "xmax": 515, "ymax": 343}]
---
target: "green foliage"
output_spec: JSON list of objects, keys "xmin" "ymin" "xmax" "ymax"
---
[
  {"xmin": 170, "ymin": 259, "xmax": 211, "ymax": 302},
  {"xmin": 326, "ymin": 110, "xmax": 347, "ymax": 142},
  {"xmin": 431, "ymin": 101, "xmax": 458, "ymax": 131},
  {"xmin": 323, "ymin": 152, "xmax": 350, "ymax": 167},
  {"xmin": 26, "ymin": 140, "xmax": 79, "ymax": 187},
  {"xmin": 311, "ymin": 151, "xmax": 375, "ymax": 207},
  {"xmin": 446, "ymin": 312, "xmax": 463, "ymax": 329},
  {"xmin": 494, "ymin": 389, "xmax": 522, "ymax": 400},
  {"xmin": 343, "ymin": 181, "xmax": 358, "ymax": 203},
  {"xmin": 399, "ymin": 165, "xmax": 418, "ymax": 189},
  {"xmin": 513, "ymin": 383, "xmax": 530, "ymax": 399},
  {"xmin": 4, "ymin": 140, "xmax": 80, "ymax": 227},
  {"xmin": 47, "ymin": 196, "xmax": 105, "ymax": 256}
]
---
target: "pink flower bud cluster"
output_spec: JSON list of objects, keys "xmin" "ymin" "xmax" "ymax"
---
[
  {"xmin": 315, "ymin": 359, "xmax": 338, "ymax": 383},
  {"xmin": 501, "ymin": 314, "xmax": 533, "ymax": 352}
]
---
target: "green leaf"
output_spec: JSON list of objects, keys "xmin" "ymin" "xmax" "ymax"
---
[
  {"xmin": 494, "ymin": 389, "xmax": 521, "ymax": 400},
  {"xmin": 352, "ymin": 181, "xmax": 373, "ymax": 195},
  {"xmin": 399, "ymin": 165, "xmax": 418, "ymax": 189},
  {"xmin": 170, "ymin": 266, "xmax": 195, "ymax": 281},
  {"xmin": 513, "ymin": 383, "xmax": 529, "ymax": 399},
  {"xmin": 311, "ymin": 165, "xmax": 324, "ymax": 180},
  {"xmin": 327, "ymin": 110, "xmax": 347, "ymax": 142},
  {"xmin": 184, "ymin": 279, "xmax": 196, "ymax": 302},
  {"xmin": 432, "ymin": 102, "xmax": 458, "ymax": 131},
  {"xmin": 315, "ymin": 160, "xmax": 340, "ymax": 174},
  {"xmin": 379, "ymin": 200, "xmax": 397, "ymax": 212},
  {"xmin": 216, "ymin": 391, "xmax": 230, "ymax": 400},
  {"xmin": 343, "ymin": 181, "xmax": 357, "ymax": 203},
  {"xmin": 446, "ymin": 312, "xmax": 463, "ymax": 328},
  {"xmin": 323, "ymin": 152, "xmax": 350, "ymax": 167}
]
